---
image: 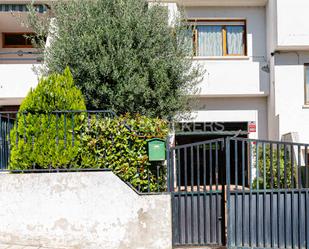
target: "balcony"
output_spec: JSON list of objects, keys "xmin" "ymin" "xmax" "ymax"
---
[
  {"xmin": 194, "ymin": 59, "xmax": 269, "ymax": 97},
  {"xmin": 161, "ymin": 0, "xmax": 267, "ymax": 7},
  {"xmin": 0, "ymin": 51, "xmax": 41, "ymax": 106}
]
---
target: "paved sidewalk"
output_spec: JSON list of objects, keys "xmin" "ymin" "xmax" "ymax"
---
[{"xmin": 0, "ymin": 244, "xmax": 69, "ymax": 249}]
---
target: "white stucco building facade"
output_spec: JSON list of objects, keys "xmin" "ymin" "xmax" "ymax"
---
[
  {"xmin": 0, "ymin": 0, "xmax": 309, "ymax": 146},
  {"xmin": 160, "ymin": 0, "xmax": 309, "ymax": 147}
]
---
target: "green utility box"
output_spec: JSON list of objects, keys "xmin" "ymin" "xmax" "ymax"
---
[{"xmin": 147, "ymin": 138, "xmax": 166, "ymax": 161}]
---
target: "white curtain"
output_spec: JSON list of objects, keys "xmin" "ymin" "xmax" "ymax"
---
[
  {"xmin": 226, "ymin": 26, "xmax": 244, "ymax": 55},
  {"xmin": 197, "ymin": 26, "xmax": 222, "ymax": 56}
]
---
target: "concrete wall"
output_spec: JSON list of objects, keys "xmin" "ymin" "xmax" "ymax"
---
[{"xmin": 0, "ymin": 172, "xmax": 172, "ymax": 249}]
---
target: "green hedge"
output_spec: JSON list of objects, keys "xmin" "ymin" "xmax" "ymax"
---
[
  {"xmin": 9, "ymin": 68, "xmax": 169, "ymax": 192},
  {"xmin": 253, "ymin": 145, "xmax": 294, "ymax": 189},
  {"xmin": 78, "ymin": 114, "xmax": 168, "ymax": 191}
]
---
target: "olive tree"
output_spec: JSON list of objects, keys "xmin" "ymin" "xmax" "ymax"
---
[{"xmin": 27, "ymin": 0, "xmax": 200, "ymax": 118}]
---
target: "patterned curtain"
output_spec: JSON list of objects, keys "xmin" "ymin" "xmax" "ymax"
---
[
  {"xmin": 226, "ymin": 26, "xmax": 244, "ymax": 55},
  {"xmin": 197, "ymin": 26, "xmax": 223, "ymax": 56}
]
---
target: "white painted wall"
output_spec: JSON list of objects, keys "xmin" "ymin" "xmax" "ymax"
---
[
  {"xmin": 189, "ymin": 97, "xmax": 268, "ymax": 139},
  {"xmin": 276, "ymin": 0, "xmax": 309, "ymax": 49},
  {"xmin": 0, "ymin": 172, "xmax": 172, "ymax": 249},
  {"xmin": 185, "ymin": 7, "xmax": 269, "ymax": 97},
  {"xmin": 0, "ymin": 64, "xmax": 39, "ymax": 105},
  {"xmin": 272, "ymin": 52, "xmax": 309, "ymax": 143}
]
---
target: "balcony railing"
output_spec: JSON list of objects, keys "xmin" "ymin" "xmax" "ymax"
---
[{"xmin": 0, "ymin": 51, "xmax": 43, "ymax": 62}]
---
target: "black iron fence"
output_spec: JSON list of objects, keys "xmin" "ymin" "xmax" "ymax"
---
[
  {"xmin": 0, "ymin": 111, "xmax": 167, "ymax": 193},
  {"xmin": 169, "ymin": 137, "xmax": 309, "ymax": 249},
  {"xmin": 227, "ymin": 137, "xmax": 309, "ymax": 249}
]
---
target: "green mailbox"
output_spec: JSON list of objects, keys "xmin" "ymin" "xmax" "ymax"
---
[{"xmin": 147, "ymin": 138, "xmax": 166, "ymax": 161}]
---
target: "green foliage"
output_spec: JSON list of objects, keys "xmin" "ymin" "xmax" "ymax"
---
[
  {"xmin": 27, "ymin": 0, "xmax": 201, "ymax": 118},
  {"xmin": 9, "ymin": 67, "xmax": 86, "ymax": 170},
  {"xmin": 253, "ymin": 144, "xmax": 295, "ymax": 189},
  {"xmin": 10, "ymin": 111, "xmax": 168, "ymax": 192},
  {"xmin": 79, "ymin": 114, "xmax": 169, "ymax": 192}
]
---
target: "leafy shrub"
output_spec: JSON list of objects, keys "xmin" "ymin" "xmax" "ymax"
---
[
  {"xmin": 9, "ymin": 67, "xmax": 169, "ymax": 192},
  {"xmin": 78, "ymin": 114, "xmax": 169, "ymax": 192},
  {"xmin": 9, "ymin": 67, "xmax": 86, "ymax": 170},
  {"xmin": 253, "ymin": 144, "xmax": 295, "ymax": 189}
]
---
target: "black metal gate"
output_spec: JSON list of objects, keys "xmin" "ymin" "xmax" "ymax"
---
[
  {"xmin": 227, "ymin": 137, "xmax": 309, "ymax": 249},
  {"xmin": 169, "ymin": 137, "xmax": 309, "ymax": 248},
  {"xmin": 169, "ymin": 138, "xmax": 226, "ymax": 247}
]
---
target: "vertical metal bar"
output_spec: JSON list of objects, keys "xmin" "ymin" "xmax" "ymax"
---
[
  {"xmin": 185, "ymin": 147, "xmax": 188, "ymax": 192},
  {"xmin": 203, "ymin": 143, "xmax": 207, "ymax": 244},
  {"xmin": 291, "ymin": 145, "xmax": 295, "ymax": 189},
  {"xmin": 291, "ymin": 187, "xmax": 295, "ymax": 249},
  {"xmin": 269, "ymin": 143, "xmax": 275, "ymax": 248},
  {"xmin": 277, "ymin": 143, "xmax": 281, "ymax": 189},
  {"xmin": 305, "ymin": 189, "xmax": 309, "ymax": 249},
  {"xmin": 23, "ymin": 113, "xmax": 26, "ymax": 143},
  {"xmin": 184, "ymin": 147, "xmax": 188, "ymax": 244},
  {"xmin": 256, "ymin": 141, "xmax": 259, "ymax": 248},
  {"xmin": 177, "ymin": 151, "xmax": 182, "ymax": 244},
  {"xmin": 177, "ymin": 148, "xmax": 181, "ymax": 192},
  {"xmin": 215, "ymin": 141, "xmax": 219, "ymax": 191},
  {"xmin": 190, "ymin": 146, "xmax": 194, "ymax": 244},
  {"xmin": 234, "ymin": 139, "xmax": 238, "ymax": 246},
  {"xmin": 71, "ymin": 112, "xmax": 75, "ymax": 147},
  {"xmin": 249, "ymin": 141, "xmax": 252, "ymax": 247},
  {"xmin": 171, "ymin": 145, "xmax": 175, "ymax": 193},
  {"xmin": 298, "ymin": 145, "xmax": 302, "ymax": 188},
  {"xmin": 291, "ymin": 149, "xmax": 295, "ymax": 249},
  {"xmin": 0, "ymin": 113, "xmax": 2, "ymax": 170},
  {"xmin": 209, "ymin": 142, "xmax": 213, "ymax": 243},
  {"xmin": 64, "ymin": 112, "xmax": 67, "ymax": 150},
  {"xmin": 298, "ymin": 145, "xmax": 302, "ymax": 249},
  {"xmin": 191, "ymin": 146, "xmax": 194, "ymax": 192},
  {"xmin": 203, "ymin": 143, "xmax": 206, "ymax": 191},
  {"xmin": 210, "ymin": 142, "xmax": 213, "ymax": 189},
  {"xmin": 277, "ymin": 143, "xmax": 281, "ymax": 248},
  {"xmin": 226, "ymin": 137, "xmax": 231, "ymax": 249},
  {"xmin": 242, "ymin": 140, "xmax": 245, "ymax": 247},
  {"xmin": 270, "ymin": 143, "xmax": 274, "ymax": 189},
  {"xmin": 166, "ymin": 136, "xmax": 170, "ymax": 193},
  {"xmin": 284, "ymin": 144, "xmax": 287, "ymax": 249},
  {"xmin": 197, "ymin": 145, "xmax": 201, "ymax": 245},
  {"xmin": 305, "ymin": 145, "xmax": 309, "ymax": 188},
  {"xmin": 95, "ymin": 113, "xmax": 99, "ymax": 165},
  {"xmin": 284, "ymin": 144, "xmax": 287, "ymax": 189},
  {"xmin": 56, "ymin": 113, "xmax": 59, "ymax": 147},
  {"xmin": 15, "ymin": 112, "xmax": 18, "ymax": 149},
  {"xmin": 215, "ymin": 141, "xmax": 219, "ymax": 244},
  {"xmin": 157, "ymin": 163, "xmax": 160, "ymax": 192},
  {"xmin": 7, "ymin": 113, "xmax": 11, "ymax": 167},
  {"xmin": 263, "ymin": 142, "xmax": 266, "ymax": 248}
]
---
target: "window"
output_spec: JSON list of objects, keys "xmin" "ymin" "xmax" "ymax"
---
[
  {"xmin": 305, "ymin": 65, "xmax": 309, "ymax": 104},
  {"xmin": 188, "ymin": 20, "xmax": 246, "ymax": 57},
  {"xmin": 2, "ymin": 33, "xmax": 34, "ymax": 48}
]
